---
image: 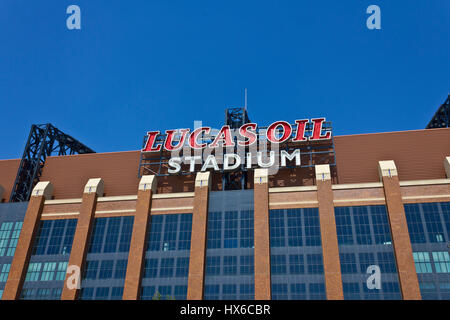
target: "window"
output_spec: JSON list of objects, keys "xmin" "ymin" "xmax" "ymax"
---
[
  {"xmin": 224, "ymin": 211, "xmax": 238, "ymax": 249},
  {"xmin": 290, "ymin": 283, "xmax": 306, "ymax": 300},
  {"xmin": 143, "ymin": 259, "xmax": 159, "ymax": 278},
  {"xmin": 222, "ymin": 284, "xmax": 237, "ymax": 300},
  {"xmin": 84, "ymin": 260, "xmax": 99, "ymax": 280},
  {"xmin": 413, "ymin": 252, "xmax": 432, "ymax": 273},
  {"xmin": 271, "ymin": 255, "xmax": 286, "ymax": 275},
  {"xmin": 204, "ymin": 285, "xmax": 220, "ymax": 300},
  {"xmin": 114, "ymin": 260, "xmax": 128, "ymax": 279},
  {"xmin": 40, "ymin": 262, "xmax": 56, "ymax": 281},
  {"xmin": 98, "ymin": 260, "xmax": 114, "ymax": 279},
  {"xmin": 95, "ymin": 287, "xmax": 109, "ymax": 300},
  {"xmin": 141, "ymin": 286, "xmax": 156, "ymax": 300},
  {"xmin": 240, "ymin": 255, "xmax": 254, "ymax": 275},
  {"xmin": 159, "ymin": 258, "xmax": 174, "ymax": 278},
  {"xmin": 111, "ymin": 287, "xmax": 123, "ymax": 300},
  {"xmin": 422, "ymin": 203, "xmax": 446, "ymax": 243},
  {"xmin": 25, "ymin": 263, "xmax": 41, "ymax": 282},
  {"xmin": 307, "ymin": 254, "xmax": 323, "ymax": 274},
  {"xmin": 287, "ymin": 209, "xmax": 302, "ymax": 246},
  {"xmin": 432, "ymin": 252, "xmax": 450, "ymax": 273},
  {"xmin": 272, "ymin": 283, "xmax": 288, "ymax": 300},
  {"xmin": 206, "ymin": 256, "xmax": 220, "ymax": 276},
  {"xmin": 0, "ymin": 222, "xmax": 22, "ymax": 257},
  {"xmin": 340, "ymin": 253, "xmax": 357, "ymax": 274},
  {"xmin": 175, "ymin": 257, "xmax": 189, "ymax": 277},
  {"xmin": 223, "ymin": 256, "xmax": 237, "ymax": 275},
  {"xmin": 335, "ymin": 208, "xmax": 353, "ymax": 245},
  {"xmin": 0, "ymin": 264, "xmax": 11, "ymax": 282},
  {"xmin": 55, "ymin": 262, "xmax": 68, "ymax": 281}
]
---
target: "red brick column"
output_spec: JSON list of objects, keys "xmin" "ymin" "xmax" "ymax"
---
[
  {"xmin": 315, "ymin": 165, "xmax": 344, "ymax": 300},
  {"xmin": 378, "ymin": 161, "xmax": 421, "ymax": 300},
  {"xmin": 187, "ymin": 172, "xmax": 211, "ymax": 300},
  {"xmin": 61, "ymin": 178, "xmax": 104, "ymax": 300},
  {"xmin": 0, "ymin": 185, "xmax": 4, "ymax": 202},
  {"xmin": 122, "ymin": 175, "xmax": 156, "ymax": 300},
  {"xmin": 2, "ymin": 182, "xmax": 53, "ymax": 300},
  {"xmin": 254, "ymin": 169, "xmax": 271, "ymax": 300}
]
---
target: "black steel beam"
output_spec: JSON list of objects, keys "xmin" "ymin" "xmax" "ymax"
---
[
  {"xmin": 9, "ymin": 124, "xmax": 95, "ymax": 202},
  {"xmin": 426, "ymin": 95, "xmax": 450, "ymax": 129}
]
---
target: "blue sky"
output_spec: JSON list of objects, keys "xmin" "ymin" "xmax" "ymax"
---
[{"xmin": 0, "ymin": 0, "xmax": 449, "ymax": 159}]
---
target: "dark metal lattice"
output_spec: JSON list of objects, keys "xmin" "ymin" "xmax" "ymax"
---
[
  {"xmin": 223, "ymin": 107, "xmax": 251, "ymax": 190},
  {"xmin": 9, "ymin": 124, "xmax": 95, "ymax": 202},
  {"xmin": 426, "ymin": 94, "xmax": 450, "ymax": 129}
]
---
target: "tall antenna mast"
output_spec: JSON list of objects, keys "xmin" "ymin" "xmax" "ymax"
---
[{"xmin": 244, "ymin": 88, "xmax": 247, "ymax": 110}]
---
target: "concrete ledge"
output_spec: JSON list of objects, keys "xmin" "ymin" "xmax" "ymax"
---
[
  {"xmin": 445, "ymin": 156, "xmax": 450, "ymax": 179},
  {"xmin": 139, "ymin": 175, "xmax": 157, "ymax": 192},
  {"xmin": 83, "ymin": 178, "xmax": 104, "ymax": 196},
  {"xmin": 315, "ymin": 164, "xmax": 331, "ymax": 181},
  {"xmin": 195, "ymin": 171, "xmax": 211, "ymax": 189},
  {"xmin": 378, "ymin": 160, "xmax": 398, "ymax": 179},
  {"xmin": 32, "ymin": 181, "xmax": 53, "ymax": 200},
  {"xmin": 254, "ymin": 168, "xmax": 269, "ymax": 184}
]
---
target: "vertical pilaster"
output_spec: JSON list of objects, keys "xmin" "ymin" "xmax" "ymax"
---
[
  {"xmin": 0, "ymin": 185, "xmax": 4, "ymax": 202},
  {"xmin": 2, "ymin": 182, "xmax": 53, "ymax": 300},
  {"xmin": 253, "ymin": 169, "xmax": 271, "ymax": 300},
  {"xmin": 315, "ymin": 165, "xmax": 344, "ymax": 300},
  {"xmin": 378, "ymin": 160, "xmax": 421, "ymax": 300},
  {"xmin": 444, "ymin": 156, "xmax": 450, "ymax": 178},
  {"xmin": 122, "ymin": 175, "xmax": 156, "ymax": 300},
  {"xmin": 187, "ymin": 172, "xmax": 211, "ymax": 300},
  {"xmin": 61, "ymin": 178, "xmax": 104, "ymax": 300}
]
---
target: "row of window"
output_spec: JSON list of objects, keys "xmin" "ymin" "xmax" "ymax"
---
[
  {"xmin": 0, "ymin": 264, "xmax": 11, "ymax": 282},
  {"xmin": 24, "ymin": 262, "xmax": 68, "ymax": 282},
  {"xmin": 0, "ymin": 222, "xmax": 22, "ymax": 257},
  {"xmin": 405, "ymin": 202, "xmax": 450, "ymax": 244},
  {"xmin": 272, "ymin": 283, "xmax": 326, "ymax": 300},
  {"xmin": 271, "ymin": 254, "xmax": 324, "ymax": 275},
  {"xmin": 205, "ymin": 255, "xmax": 254, "ymax": 276},
  {"xmin": 146, "ymin": 214, "xmax": 192, "ymax": 252},
  {"xmin": 204, "ymin": 284, "xmax": 254, "ymax": 300},
  {"xmin": 141, "ymin": 285, "xmax": 187, "ymax": 300},
  {"xmin": 143, "ymin": 257, "xmax": 189, "ymax": 278},
  {"xmin": 32, "ymin": 219, "xmax": 76, "ymax": 256},
  {"xmin": 339, "ymin": 252, "xmax": 398, "ymax": 274},
  {"xmin": 269, "ymin": 208, "xmax": 321, "ymax": 247},
  {"xmin": 413, "ymin": 251, "xmax": 450, "ymax": 274},
  {"xmin": 20, "ymin": 287, "xmax": 62, "ymax": 300},
  {"xmin": 88, "ymin": 217, "xmax": 134, "ymax": 254},
  {"xmin": 335, "ymin": 205, "xmax": 392, "ymax": 246},
  {"xmin": 343, "ymin": 282, "xmax": 402, "ymax": 300},
  {"xmin": 83, "ymin": 259, "xmax": 128, "ymax": 280},
  {"xmin": 80, "ymin": 286, "xmax": 124, "ymax": 300},
  {"xmin": 207, "ymin": 210, "xmax": 254, "ymax": 249}
]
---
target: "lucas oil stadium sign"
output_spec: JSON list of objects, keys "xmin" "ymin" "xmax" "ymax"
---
[{"xmin": 141, "ymin": 118, "xmax": 332, "ymax": 174}]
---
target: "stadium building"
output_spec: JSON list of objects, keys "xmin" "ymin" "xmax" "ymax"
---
[{"xmin": 0, "ymin": 97, "xmax": 449, "ymax": 300}]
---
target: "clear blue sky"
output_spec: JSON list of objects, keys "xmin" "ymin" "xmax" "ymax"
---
[{"xmin": 0, "ymin": 0, "xmax": 449, "ymax": 159}]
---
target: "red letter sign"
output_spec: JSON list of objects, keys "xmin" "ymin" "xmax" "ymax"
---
[
  {"xmin": 310, "ymin": 118, "xmax": 331, "ymax": 140},
  {"xmin": 210, "ymin": 125, "xmax": 235, "ymax": 148},
  {"xmin": 238, "ymin": 123, "xmax": 257, "ymax": 146},
  {"xmin": 292, "ymin": 119, "xmax": 309, "ymax": 142},
  {"xmin": 142, "ymin": 131, "xmax": 162, "ymax": 152},
  {"xmin": 164, "ymin": 129, "xmax": 190, "ymax": 151},
  {"xmin": 189, "ymin": 127, "xmax": 211, "ymax": 149},
  {"xmin": 266, "ymin": 121, "xmax": 292, "ymax": 143}
]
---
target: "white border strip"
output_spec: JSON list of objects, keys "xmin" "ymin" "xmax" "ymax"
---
[
  {"xmin": 151, "ymin": 206, "xmax": 194, "ymax": 212},
  {"xmin": 399, "ymin": 179, "xmax": 450, "ymax": 187},
  {"xmin": 95, "ymin": 209, "xmax": 136, "ymax": 215},
  {"xmin": 332, "ymin": 182, "xmax": 383, "ymax": 190},
  {"xmin": 402, "ymin": 194, "xmax": 450, "ymax": 200},
  {"xmin": 270, "ymin": 201, "xmax": 318, "ymax": 206},
  {"xmin": 269, "ymin": 186, "xmax": 317, "ymax": 193},
  {"xmin": 153, "ymin": 192, "xmax": 195, "ymax": 199}
]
